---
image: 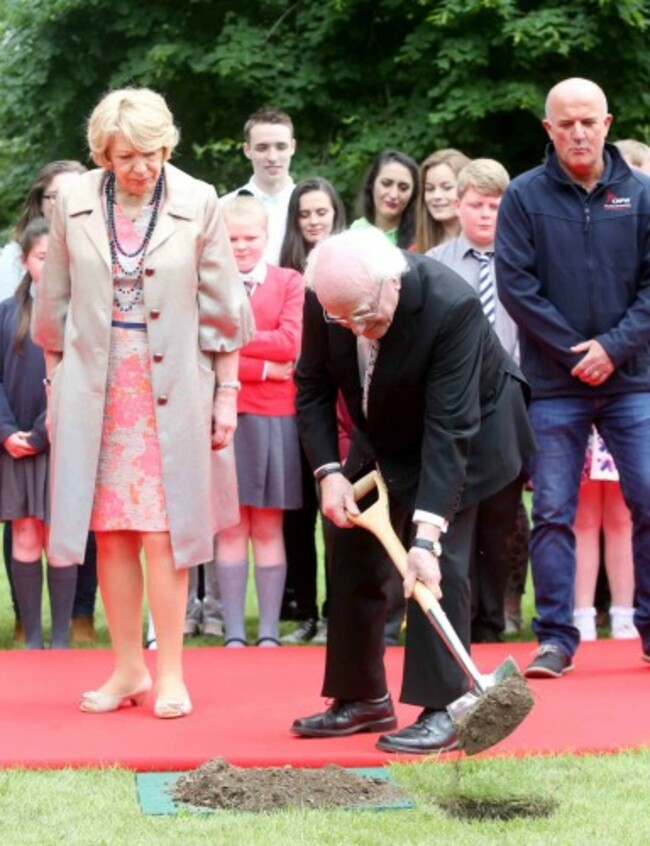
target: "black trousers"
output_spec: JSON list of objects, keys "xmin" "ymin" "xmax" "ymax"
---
[
  {"xmin": 322, "ymin": 497, "xmax": 476, "ymax": 710},
  {"xmin": 282, "ymin": 445, "xmax": 322, "ymax": 620},
  {"xmin": 470, "ymin": 476, "xmax": 524, "ymax": 642}
]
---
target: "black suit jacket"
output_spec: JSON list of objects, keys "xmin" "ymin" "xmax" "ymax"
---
[{"xmin": 296, "ymin": 252, "xmax": 535, "ymax": 521}]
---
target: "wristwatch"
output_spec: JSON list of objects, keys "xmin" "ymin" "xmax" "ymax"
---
[
  {"xmin": 314, "ymin": 462, "xmax": 342, "ymax": 482},
  {"xmin": 411, "ymin": 537, "xmax": 443, "ymax": 558}
]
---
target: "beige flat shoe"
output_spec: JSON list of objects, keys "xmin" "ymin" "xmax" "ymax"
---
[{"xmin": 80, "ymin": 675, "xmax": 152, "ymax": 713}]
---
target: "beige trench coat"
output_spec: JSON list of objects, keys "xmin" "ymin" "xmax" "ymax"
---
[{"xmin": 32, "ymin": 163, "xmax": 254, "ymax": 568}]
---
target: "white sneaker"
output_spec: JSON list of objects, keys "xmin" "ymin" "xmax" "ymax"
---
[
  {"xmin": 610, "ymin": 607, "xmax": 638, "ymax": 640},
  {"xmin": 573, "ymin": 607, "xmax": 597, "ymax": 641},
  {"xmin": 504, "ymin": 612, "xmax": 523, "ymax": 635}
]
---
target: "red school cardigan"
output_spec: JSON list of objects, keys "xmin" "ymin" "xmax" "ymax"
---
[{"xmin": 237, "ymin": 264, "xmax": 305, "ymax": 417}]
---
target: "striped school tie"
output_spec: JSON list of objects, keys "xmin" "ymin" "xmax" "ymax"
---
[
  {"xmin": 242, "ymin": 276, "xmax": 256, "ymax": 297},
  {"xmin": 470, "ymin": 249, "xmax": 496, "ymax": 325}
]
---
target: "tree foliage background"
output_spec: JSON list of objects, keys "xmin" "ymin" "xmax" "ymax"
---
[{"xmin": 0, "ymin": 0, "xmax": 649, "ymax": 235}]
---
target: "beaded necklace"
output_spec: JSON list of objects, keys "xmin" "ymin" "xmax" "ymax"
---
[{"xmin": 105, "ymin": 170, "xmax": 163, "ymax": 279}]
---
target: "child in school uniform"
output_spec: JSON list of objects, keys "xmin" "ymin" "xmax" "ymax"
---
[
  {"xmin": 217, "ymin": 195, "xmax": 304, "ymax": 646},
  {"xmin": 0, "ymin": 217, "xmax": 77, "ymax": 648}
]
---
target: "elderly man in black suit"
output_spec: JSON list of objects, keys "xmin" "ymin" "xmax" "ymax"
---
[{"xmin": 290, "ymin": 227, "xmax": 535, "ymax": 754}]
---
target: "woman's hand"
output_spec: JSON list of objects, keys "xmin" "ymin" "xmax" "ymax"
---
[
  {"xmin": 266, "ymin": 361, "xmax": 294, "ymax": 381},
  {"xmin": 3, "ymin": 432, "xmax": 38, "ymax": 459},
  {"xmin": 211, "ymin": 389, "xmax": 238, "ymax": 450}
]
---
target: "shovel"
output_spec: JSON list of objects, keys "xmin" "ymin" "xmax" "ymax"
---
[{"xmin": 347, "ymin": 469, "xmax": 534, "ymax": 755}]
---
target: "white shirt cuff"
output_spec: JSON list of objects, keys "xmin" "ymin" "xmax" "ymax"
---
[{"xmin": 412, "ymin": 510, "xmax": 448, "ymax": 533}]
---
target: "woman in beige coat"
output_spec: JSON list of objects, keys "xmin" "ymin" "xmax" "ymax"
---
[{"xmin": 32, "ymin": 87, "xmax": 253, "ymax": 718}]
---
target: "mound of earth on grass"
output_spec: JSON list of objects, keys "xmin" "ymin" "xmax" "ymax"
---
[{"xmin": 171, "ymin": 758, "xmax": 409, "ymax": 813}]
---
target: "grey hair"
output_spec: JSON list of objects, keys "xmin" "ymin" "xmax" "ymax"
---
[{"xmin": 303, "ymin": 226, "xmax": 408, "ymax": 291}]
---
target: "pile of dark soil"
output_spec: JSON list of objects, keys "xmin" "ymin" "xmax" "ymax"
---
[
  {"xmin": 454, "ymin": 671, "xmax": 535, "ymax": 755},
  {"xmin": 171, "ymin": 758, "xmax": 410, "ymax": 812}
]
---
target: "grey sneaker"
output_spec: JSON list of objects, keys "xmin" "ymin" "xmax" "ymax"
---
[
  {"xmin": 311, "ymin": 619, "xmax": 328, "ymax": 645},
  {"xmin": 202, "ymin": 618, "xmax": 224, "ymax": 638},
  {"xmin": 281, "ymin": 618, "xmax": 318, "ymax": 644},
  {"xmin": 183, "ymin": 616, "xmax": 201, "ymax": 637},
  {"xmin": 184, "ymin": 597, "xmax": 203, "ymax": 637},
  {"xmin": 524, "ymin": 644, "xmax": 574, "ymax": 679}
]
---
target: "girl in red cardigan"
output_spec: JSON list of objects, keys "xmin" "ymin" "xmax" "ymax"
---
[{"xmin": 217, "ymin": 196, "xmax": 304, "ymax": 646}]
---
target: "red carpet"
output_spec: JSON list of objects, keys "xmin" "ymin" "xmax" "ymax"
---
[{"xmin": 2, "ymin": 640, "xmax": 649, "ymax": 770}]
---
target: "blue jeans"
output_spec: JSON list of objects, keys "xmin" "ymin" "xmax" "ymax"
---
[{"xmin": 529, "ymin": 393, "xmax": 650, "ymax": 657}]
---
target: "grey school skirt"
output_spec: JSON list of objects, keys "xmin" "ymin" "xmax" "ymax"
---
[
  {"xmin": 234, "ymin": 414, "xmax": 302, "ymax": 510},
  {"xmin": 0, "ymin": 450, "xmax": 49, "ymax": 522}
]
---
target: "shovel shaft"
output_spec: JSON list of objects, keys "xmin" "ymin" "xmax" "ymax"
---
[{"xmin": 349, "ymin": 471, "xmax": 485, "ymax": 692}]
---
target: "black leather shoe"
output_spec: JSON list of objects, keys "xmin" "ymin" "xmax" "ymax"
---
[
  {"xmin": 291, "ymin": 696, "xmax": 397, "ymax": 737},
  {"xmin": 376, "ymin": 708, "xmax": 458, "ymax": 754}
]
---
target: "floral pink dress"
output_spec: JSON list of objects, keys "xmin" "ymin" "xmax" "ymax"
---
[{"xmin": 89, "ymin": 205, "xmax": 169, "ymax": 531}]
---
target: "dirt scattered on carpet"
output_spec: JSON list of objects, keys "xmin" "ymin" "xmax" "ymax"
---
[
  {"xmin": 439, "ymin": 794, "xmax": 558, "ymax": 821},
  {"xmin": 171, "ymin": 758, "xmax": 410, "ymax": 812},
  {"xmin": 453, "ymin": 671, "xmax": 535, "ymax": 755}
]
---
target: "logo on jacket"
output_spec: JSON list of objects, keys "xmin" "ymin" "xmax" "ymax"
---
[{"xmin": 604, "ymin": 191, "xmax": 632, "ymax": 210}]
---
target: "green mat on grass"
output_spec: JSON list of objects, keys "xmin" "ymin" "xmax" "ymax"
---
[{"xmin": 136, "ymin": 767, "xmax": 414, "ymax": 815}]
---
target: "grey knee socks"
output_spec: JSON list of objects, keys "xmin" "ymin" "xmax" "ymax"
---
[
  {"xmin": 216, "ymin": 561, "xmax": 248, "ymax": 644},
  {"xmin": 11, "ymin": 558, "xmax": 44, "ymax": 649},
  {"xmin": 47, "ymin": 563, "xmax": 78, "ymax": 649},
  {"xmin": 255, "ymin": 563, "xmax": 286, "ymax": 643}
]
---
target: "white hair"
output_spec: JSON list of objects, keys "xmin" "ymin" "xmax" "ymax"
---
[{"xmin": 304, "ymin": 226, "xmax": 408, "ymax": 292}]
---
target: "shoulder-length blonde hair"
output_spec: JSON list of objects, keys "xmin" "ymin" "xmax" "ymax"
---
[
  {"xmin": 415, "ymin": 148, "xmax": 470, "ymax": 253},
  {"xmin": 87, "ymin": 87, "xmax": 180, "ymax": 168}
]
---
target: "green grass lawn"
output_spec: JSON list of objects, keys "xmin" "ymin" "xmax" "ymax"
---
[{"xmin": 1, "ymin": 751, "xmax": 649, "ymax": 845}]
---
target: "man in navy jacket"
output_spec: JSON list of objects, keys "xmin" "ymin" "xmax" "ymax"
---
[{"xmin": 496, "ymin": 77, "xmax": 650, "ymax": 678}]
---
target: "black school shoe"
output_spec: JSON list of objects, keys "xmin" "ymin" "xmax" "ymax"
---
[
  {"xmin": 291, "ymin": 696, "xmax": 397, "ymax": 737},
  {"xmin": 376, "ymin": 709, "xmax": 459, "ymax": 754},
  {"xmin": 524, "ymin": 644, "xmax": 575, "ymax": 678}
]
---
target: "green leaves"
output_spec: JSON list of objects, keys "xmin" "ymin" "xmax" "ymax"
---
[{"xmin": 0, "ymin": 0, "xmax": 649, "ymax": 238}]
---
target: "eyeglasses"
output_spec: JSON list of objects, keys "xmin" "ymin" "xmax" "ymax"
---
[
  {"xmin": 42, "ymin": 192, "xmax": 58, "ymax": 204},
  {"xmin": 323, "ymin": 280, "xmax": 387, "ymax": 327}
]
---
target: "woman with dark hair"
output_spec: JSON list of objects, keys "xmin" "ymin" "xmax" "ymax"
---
[
  {"xmin": 0, "ymin": 161, "xmax": 87, "ymax": 301},
  {"xmin": 279, "ymin": 177, "xmax": 347, "ymax": 644},
  {"xmin": 351, "ymin": 150, "xmax": 419, "ymax": 249},
  {"xmin": 279, "ymin": 177, "xmax": 346, "ymax": 271}
]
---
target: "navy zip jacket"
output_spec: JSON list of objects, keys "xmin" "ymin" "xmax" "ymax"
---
[{"xmin": 495, "ymin": 142, "xmax": 650, "ymax": 399}]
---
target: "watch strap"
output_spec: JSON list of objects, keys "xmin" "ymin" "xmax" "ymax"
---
[{"xmin": 411, "ymin": 537, "xmax": 442, "ymax": 557}]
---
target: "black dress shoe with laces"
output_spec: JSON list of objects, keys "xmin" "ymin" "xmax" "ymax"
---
[
  {"xmin": 376, "ymin": 708, "xmax": 459, "ymax": 754},
  {"xmin": 291, "ymin": 696, "xmax": 397, "ymax": 737}
]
